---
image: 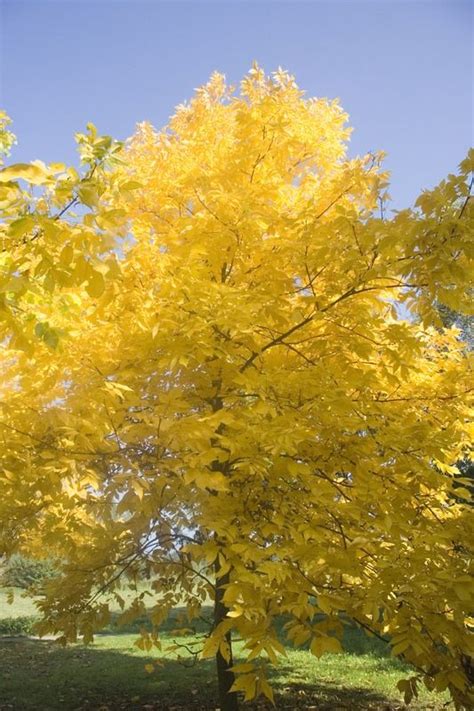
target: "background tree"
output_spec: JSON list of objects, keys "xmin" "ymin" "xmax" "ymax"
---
[
  {"xmin": 0, "ymin": 68, "xmax": 472, "ymax": 710},
  {"xmin": 436, "ymin": 304, "xmax": 473, "ymax": 500}
]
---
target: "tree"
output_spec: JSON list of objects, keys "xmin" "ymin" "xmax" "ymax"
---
[
  {"xmin": 0, "ymin": 67, "xmax": 473, "ymax": 710},
  {"xmin": 436, "ymin": 305, "xmax": 474, "ymax": 499},
  {"xmin": 437, "ymin": 304, "xmax": 473, "ymax": 349}
]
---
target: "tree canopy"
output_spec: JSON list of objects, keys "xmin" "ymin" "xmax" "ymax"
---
[{"xmin": 0, "ymin": 67, "xmax": 473, "ymax": 709}]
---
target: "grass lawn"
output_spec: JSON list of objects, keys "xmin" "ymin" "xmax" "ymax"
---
[
  {"xmin": 0, "ymin": 587, "xmax": 39, "ymax": 617},
  {"xmin": 0, "ymin": 590, "xmax": 450, "ymax": 710}
]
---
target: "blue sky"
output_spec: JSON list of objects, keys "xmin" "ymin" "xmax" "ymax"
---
[{"xmin": 1, "ymin": 0, "xmax": 472, "ymax": 209}]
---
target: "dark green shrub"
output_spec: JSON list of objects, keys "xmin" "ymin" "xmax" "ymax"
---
[
  {"xmin": 0, "ymin": 616, "xmax": 38, "ymax": 636},
  {"xmin": 1, "ymin": 555, "xmax": 58, "ymax": 589}
]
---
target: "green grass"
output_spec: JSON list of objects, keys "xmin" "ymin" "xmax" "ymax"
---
[
  {"xmin": 0, "ymin": 587, "xmax": 39, "ymax": 617},
  {"xmin": 0, "ymin": 621, "xmax": 451, "ymax": 710},
  {"xmin": 0, "ymin": 587, "xmax": 451, "ymax": 710},
  {"xmin": 0, "ymin": 582, "xmax": 158, "ymax": 619}
]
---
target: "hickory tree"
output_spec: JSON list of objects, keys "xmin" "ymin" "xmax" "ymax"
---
[{"xmin": 0, "ymin": 68, "xmax": 472, "ymax": 709}]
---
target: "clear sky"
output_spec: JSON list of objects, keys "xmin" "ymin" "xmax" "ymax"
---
[{"xmin": 0, "ymin": 0, "xmax": 472, "ymax": 209}]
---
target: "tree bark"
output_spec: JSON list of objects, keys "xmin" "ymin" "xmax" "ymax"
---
[
  {"xmin": 214, "ymin": 565, "xmax": 239, "ymax": 711},
  {"xmin": 209, "ymin": 384, "xmax": 238, "ymax": 710}
]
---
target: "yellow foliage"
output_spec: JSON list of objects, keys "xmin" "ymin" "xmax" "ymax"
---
[{"xmin": 0, "ymin": 67, "xmax": 473, "ymax": 707}]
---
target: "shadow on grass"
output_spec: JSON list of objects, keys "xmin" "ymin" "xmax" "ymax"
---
[
  {"xmin": 0, "ymin": 637, "xmax": 403, "ymax": 711},
  {"xmin": 269, "ymin": 669, "xmax": 399, "ymax": 710}
]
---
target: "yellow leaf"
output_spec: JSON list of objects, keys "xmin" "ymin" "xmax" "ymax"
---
[
  {"xmin": 260, "ymin": 677, "xmax": 275, "ymax": 704},
  {"xmin": 317, "ymin": 595, "xmax": 333, "ymax": 614},
  {"xmin": 310, "ymin": 636, "xmax": 342, "ymax": 658},
  {"xmin": 201, "ymin": 634, "xmax": 220, "ymax": 659},
  {"xmin": 227, "ymin": 607, "xmax": 243, "ymax": 618},
  {"xmin": 86, "ymin": 271, "xmax": 105, "ymax": 298},
  {"xmin": 448, "ymin": 670, "xmax": 466, "ymax": 692},
  {"xmin": 60, "ymin": 245, "xmax": 74, "ymax": 266},
  {"xmin": 230, "ymin": 663, "xmax": 254, "ymax": 674},
  {"xmin": 131, "ymin": 480, "xmax": 144, "ymax": 501},
  {"xmin": 0, "ymin": 162, "xmax": 47, "ymax": 184},
  {"xmin": 8, "ymin": 216, "xmax": 35, "ymax": 238},
  {"xmin": 219, "ymin": 639, "xmax": 231, "ymax": 663},
  {"xmin": 230, "ymin": 674, "xmax": 257, "ymax": 701}
]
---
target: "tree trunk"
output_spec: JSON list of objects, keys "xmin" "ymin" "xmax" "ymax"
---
[
  {"xmin": 210, "ymin": 386, "xmax": 238, "ymax": 710},
  {"xmin": 214, "ymin": 565, "xmax": 239, "ymax": 711}
]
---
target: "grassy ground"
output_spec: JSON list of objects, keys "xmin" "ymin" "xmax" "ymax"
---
[
  {"xmin": 0, "ymin": 589, "xmax": 450, "ymax": 711},
  {"xmin": 0, "ymin": 587, "xmax": 39, "ymax": 617}
]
